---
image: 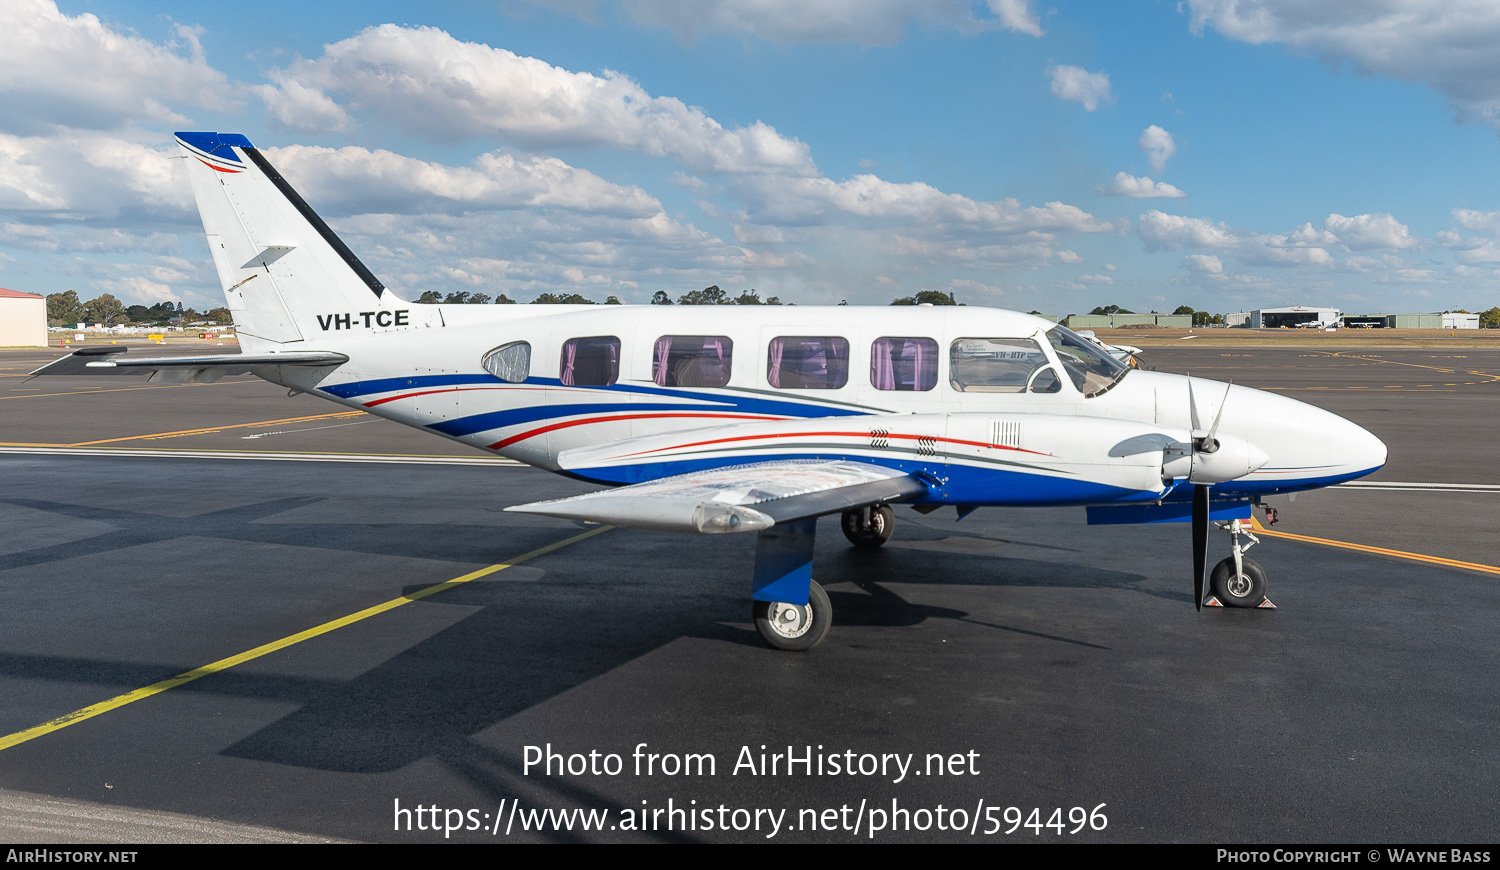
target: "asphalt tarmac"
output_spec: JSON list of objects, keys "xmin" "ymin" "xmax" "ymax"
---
[{"xmin": 0, "ymin": 343, "xmax": 1495, "ymax": 843}]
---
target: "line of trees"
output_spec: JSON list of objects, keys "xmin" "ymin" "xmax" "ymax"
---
[
  {"xmin": 56, "ymin": 283, "xmax": 1500, "ymax": 327},
  {"xmin": 45, "ymin": 291, "xmax": 231, "ymax": 326},
  {"xmin": 413, "ymin": 290, "xmax": 629, "ymax": 305}
]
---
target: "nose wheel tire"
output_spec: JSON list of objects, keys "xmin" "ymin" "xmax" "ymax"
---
[
  {"xmin": 1210, "ymin": 556, "xmax": 1267, "ymax": 607},
  {"xmin": 841, "ymin": 505, "xmax": 894, "ymax": 549},
  {"xmin": 753, "ymin": 580, "xmax": 832, "ymax": 651}
]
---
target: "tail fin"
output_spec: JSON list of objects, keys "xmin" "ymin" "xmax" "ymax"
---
[{"xmin": 175, "ymin": 132, "xmax": 426, "ymax": 351}]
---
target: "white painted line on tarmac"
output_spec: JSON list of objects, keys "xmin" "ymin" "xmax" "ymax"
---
[
  {"xmin": 0, "ymin": 446, "xmax": 524, "ymax": 466},
  {"xmin": 1336, "ymin": 481, "xmax": 1500, "ymax": 493}
]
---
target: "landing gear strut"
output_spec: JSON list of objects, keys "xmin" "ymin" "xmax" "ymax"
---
[
  {"xmin": 841, "ymin": 505, "xmax": 894, "ymax": 548},
  {"xmin": 750, "ymin": 517, "xmax": 833, "ymax": 650},
  {"xmin": 1208, "ymin": 518, "xmax": 1270, "ymax": 608}
]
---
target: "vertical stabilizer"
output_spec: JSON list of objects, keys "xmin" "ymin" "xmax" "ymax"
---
[{"xmin": 175, "ymin": 132, "xmax": 426, "ymax": 351}]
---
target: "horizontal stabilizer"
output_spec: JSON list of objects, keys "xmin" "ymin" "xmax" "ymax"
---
[
  {"xmin": 506, "ymin": 459, "xmax": 927, "ymax": 534},
  {"xmin": 29, "ymin": 349, "xmax": 348, "ymax": 384}
]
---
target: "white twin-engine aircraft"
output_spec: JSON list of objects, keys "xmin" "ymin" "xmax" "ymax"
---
[{"xmin": 36, "ymin": 133, "xmax": 1387, "ymax": 650}]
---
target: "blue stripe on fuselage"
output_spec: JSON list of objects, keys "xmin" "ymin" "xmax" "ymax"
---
[
  {"xmin": 318, "ymin": 375, "xmax": 872, "ymax": 431},
  {"xmin": 429, "ymin": 402, "xmax": 756, "ymax": 437},
  {"xmin": 1153, "ymin": 466, "xmax": 1384, "ymax": 501},
  {"xmin": 319, "ymin": 374, "xmax": 499, "ymax": 399}
]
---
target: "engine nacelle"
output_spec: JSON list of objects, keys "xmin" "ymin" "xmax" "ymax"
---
[{"xmin": 1162, "ymin": 434, "xmax": 1270, "ymax": 484}]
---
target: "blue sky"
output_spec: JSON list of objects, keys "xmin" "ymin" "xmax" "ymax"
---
[{"xmin": 4, "ymin": 0, "xmax": 1500, "ymax": 315}]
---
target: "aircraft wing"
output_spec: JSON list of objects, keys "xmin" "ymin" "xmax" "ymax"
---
[
  {"xmin": 505, "ymin": 459, "xmax": 928, "ymax": 533},
  {"xmin": 28, "ymin": 348, "xmax": 348, "ymax": 384}
]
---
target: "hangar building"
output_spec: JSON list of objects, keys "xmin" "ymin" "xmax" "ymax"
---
[
  {"xmin": 1065, "ymin": 313, "xmax": 1193, "ymax": 329},
  {"xmin": 1249, "ymin": 306, "xmax": 1340, "ymax": 329},
  {"xmin": 0, "ymin": 288, "xmax": 46, "ymax": 347},
  {"xmin": 1338, "ymin": 312, "xmax": 1479, "ymax": 329}
]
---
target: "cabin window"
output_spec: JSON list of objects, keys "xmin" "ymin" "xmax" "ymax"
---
[
  {"xmin": 653, "ymin": 335, "xmax": 733, "ymax": 388},
  {"xmin": 949, "ymin": 338, "xmax": 1058, "ymax": 393},
  {"xmin": 768, "ymin": 336, "xmax": 849, "ymax": 390},
  {"xmin": 559, "ymin": 335, "xmax": 620, "ymax": 386},
  {"xmin": 870, "ymin": 337, "xmax": 938, "ymax": 391},
  {"xmin": 481, "ymin": 341, "xmax": 531, "ymax": 383}
]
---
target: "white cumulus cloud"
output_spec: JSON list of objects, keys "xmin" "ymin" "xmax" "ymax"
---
[
  {"xmin": 1100, "ymin": 171, "xmax": 1186, "ymax": 199},
  {"xmin": 517, "ymin": 0, "xmax": 1045, "ymax": 44},
  {"xmin": 0, "ymin": 132, "xmax": 189, "ymax": 219},
  {"xmin": 737, "ymin": 173, "xmax": 1117, "ymax": 237},
  {"xmin": 989, "ymin": 0, "xmax": 1044, "ymax": 37},
  {"xmin": 1186, "ymin": 0, "xmax": 1500, "ymax": 134},
  {"xmin": 1138, "ymin": 125, "xmax": 1176, "ymax": 173},
  {"xmin": 1139, "ymin": 210, "xmax": 1335, "ymax": 266},
  {"xmin": 258, "ymin": 24, "xmax": 817, "ymax": 176},
  {"xmin": 264, "ymin": 145, "xmax": 663, "ymax": 219},
  {"xmin": 0, "ymin": 0, "xmax": 236, "ymax": 135},
  {"xmin": 1183, "ymin": 253, "xmax": 1224, "ymax": 274},
  {"xmin": 1047, "ymin": 65, "xmax": 1113, "ymax": 111},
  {"xmin": 1323, "ymin": 212, "xmax": 1416, "ymax": 251}
]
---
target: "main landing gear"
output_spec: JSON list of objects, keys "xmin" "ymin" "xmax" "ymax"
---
[
  {"xmin": 749, "ymin": 506, "xmax": 900, "ymax": 650},
  {"xmin": 841, "ymin": 505, "xmax": 894, "ymax": 548},
  {"xmin": 1205, "ymin": 517, "xmax": 1274, "ymax": 609}
]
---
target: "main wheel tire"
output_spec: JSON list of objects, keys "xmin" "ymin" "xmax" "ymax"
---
[
  {"xmin": 1210, "ymin": 556, "xmax": 1268, "ymax": 607},
  {"xmin": 841, "ymin": 505, "xmax": 894, "ymax": 549},
  {"xmin": 753, "ymin": 580, "xmax": 832, "ymax": 651}
]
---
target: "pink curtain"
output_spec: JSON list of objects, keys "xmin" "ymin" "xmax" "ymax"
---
[
  {"xmin": 767, "ymin": 338, "xmax": 784, "ymax": 388},
  {"xmin": 872, "ymin": 338, "xmax": 896, "ymax": 390},
  {"xmin": 560, "ymin": 340, "xmax": 578, "ymax": 386},
  {"xmin": 706, "ymin": 337, "xmax": 727, "ymax": 386},
  {"xmin": 911, "ymin": 338, "xmax": 935, "ymax": 390},
  {"xmin": 826, "ymin": 337, "xmax": 849, "ymax": 388},
  {"xmin": 653, "ymin": 336, "xmax": 673, "ymax": 386}
]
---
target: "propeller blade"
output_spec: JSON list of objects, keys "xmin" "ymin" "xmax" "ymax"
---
[
  {"xmin": 1187, "ymin": 374, "xmax": 1203, "ymax": 434},
  {"xmin": 1202, "ymin": 381, "xmax": 1234, "ymax": 452},
  {"xmin": 1193, "ymin": 484, "xmax": 1210, "ymax": 611}
]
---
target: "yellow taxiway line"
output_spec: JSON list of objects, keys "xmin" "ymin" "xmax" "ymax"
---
[
  {"xmin": 65, "ymin": 411, "xmax": 366, "ymax": 446},
  {"xmin": 1248, "ymin": 516, "xmax": 1500, "ymax": 577},
  {"xmin": 0, "ymin": 526, "xmax": 612, "ymax": 753},
  {"xmin": 0, "ymin": 379, "xmax": 260, "ymax": 401}
]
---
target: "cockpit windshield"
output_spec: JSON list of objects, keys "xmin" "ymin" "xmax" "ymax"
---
[{"xmin": 1045, "ymin": 325, "xmax": 1130, "ymax": 397}]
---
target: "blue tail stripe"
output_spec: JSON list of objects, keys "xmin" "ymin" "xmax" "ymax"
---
[{"xmin": 174, "ymin": 131, "xmax": 250, "ymax": 162}]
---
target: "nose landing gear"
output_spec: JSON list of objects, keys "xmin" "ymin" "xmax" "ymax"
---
[{"xmin": 1205, "ymin": 518, "xmax": 1276, "ymax": 608}]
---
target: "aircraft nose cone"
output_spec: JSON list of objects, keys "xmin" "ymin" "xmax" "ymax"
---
[
  {"xmin": 1247, "ymin": 441, "xmax": 1270, "ymax": 473},
  {"xmin": 1343, "ymin": 417, "xmax": 1387, "ymax": 474}
]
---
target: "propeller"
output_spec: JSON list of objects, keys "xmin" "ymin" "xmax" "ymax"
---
[
  {"xmin": 1192, "ymin": 482, "xmax": 1209, "ymax": 611},
  {"xmin": 1186, "ymin": 375, "xmax": 1232, "ymax": 610},
  {"xmin": 1188, "ymin": 376, "xmax": 1232, "ymax": 454}
]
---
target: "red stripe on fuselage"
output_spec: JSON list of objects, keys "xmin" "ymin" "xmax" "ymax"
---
[
  {"xmin": 488, "ymin": 412, "xmax": 785, "ymax": 450},
  {"xmin": 617, "ymin": 429, "xmax": 1052, "ymax": 459},
  {"xmin": 362, "ymin": 386, "xmax": 543, "ymax": 407}
]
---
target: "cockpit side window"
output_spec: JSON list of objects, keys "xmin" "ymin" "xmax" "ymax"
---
[
  {"xmin": 482, "ymin": 341, "xmax": 531, "ymax": 383},
  {"xmin": 1045, "ymin": 325, "xmax": 1129, "ymax": 397},
  {"xmin": 949, "ymin": 338, "xmax": 1059, "ymax": 393}
]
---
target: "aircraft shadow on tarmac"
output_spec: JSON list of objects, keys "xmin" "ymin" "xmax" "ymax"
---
[{"xmin": 1, "ymin": 494, "xmax": 1160, "ymax": 774}]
